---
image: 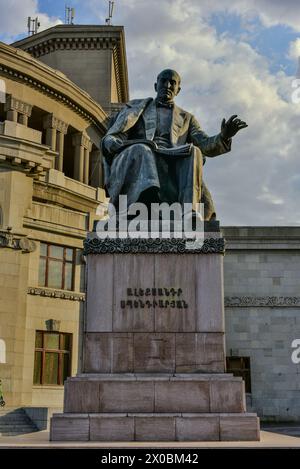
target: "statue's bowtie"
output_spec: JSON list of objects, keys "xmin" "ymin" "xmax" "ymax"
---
[{"xmin": 156, "ymin": 100, "xmax": 174, "ymax": 109}]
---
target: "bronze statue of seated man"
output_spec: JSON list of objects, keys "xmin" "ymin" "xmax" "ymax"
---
[{"xmin": 102, "ymin": 69, "xmax": 247, "ymax": 220}]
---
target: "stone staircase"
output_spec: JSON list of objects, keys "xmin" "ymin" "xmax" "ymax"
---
[{"xmin": 0, "ymin": 407, "xmax": 38, "ymax": 436}]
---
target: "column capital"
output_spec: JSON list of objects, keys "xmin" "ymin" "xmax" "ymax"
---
[
  {"xmin": 43, "ymin": 113, "xmax": 69, "ymax": 134},
  {"xmin": 4, "ymin": 94, "xmax": 32, "ymax": 117},
  {"xmin": 72, "ymin": 132, "xmax": 92, "ymax": 150}
]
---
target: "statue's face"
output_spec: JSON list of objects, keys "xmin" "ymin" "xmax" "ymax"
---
[{"xmin": 155, "ymin": 70, "xmax": 181, "ymax": 102}]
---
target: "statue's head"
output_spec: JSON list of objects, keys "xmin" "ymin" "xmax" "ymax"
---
[{"xmin": 154, "ymin": 69, "xmax": 181, "ymax": 103}]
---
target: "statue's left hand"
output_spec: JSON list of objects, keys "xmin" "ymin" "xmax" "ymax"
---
[{"xmin": 221, "ymin": 115, "xmax": 248, "ymax": 140}]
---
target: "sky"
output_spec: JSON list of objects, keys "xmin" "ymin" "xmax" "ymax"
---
[{"xmin": 0, "ymin": 0, "xmax": 300, "ymax": 226}]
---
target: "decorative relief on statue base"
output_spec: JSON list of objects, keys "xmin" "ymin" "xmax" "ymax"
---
[{"xmin": 225, "ymin": 296, "xmax": 300, "ymax": 307}]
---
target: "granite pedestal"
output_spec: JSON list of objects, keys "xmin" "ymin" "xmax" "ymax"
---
[{"xmin": 50, "ymin": 229, "xmax": 260, "ymax": 441}]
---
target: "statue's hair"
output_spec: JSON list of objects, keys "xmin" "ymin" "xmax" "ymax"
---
[{"xmin": 157, "ymin": 69, "xmax": 181, "ymax": 85}]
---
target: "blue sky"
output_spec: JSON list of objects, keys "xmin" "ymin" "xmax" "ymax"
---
[{"xmin": 0, "ymin": 0, "xmax": 300, "ymax": 225}]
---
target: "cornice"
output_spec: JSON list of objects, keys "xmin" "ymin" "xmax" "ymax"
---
[
  {"xmin": 24, "ymin": 36, "xmax": 119, "ymax": 57},
  {"xmin": 4, "ymin": 94, "xmax": 32, "ymax": 116},
  {"xmin": 112, "ymin": 29, "xmax": 129, "ymax": 102},
  {"xmin": 43, "ymin": 114, "xmax": 68, "ymax": 134},
  {"xmin": 31, "ymin": 181, "xmax": 104, "ymax": 216},
  {"xmin": 28, "ymin": 286, "xmax": 85, "ymax": 302},
  {"xmin": 72, "ymin": 132, "xmax": 92, "ymax": 150},
  {"xmin": 0, "ymin": 231, "xmax": 36, "ymax": 252},
  {"xmin": 0, "ymin": 134, "xmax": 51, "ymax": 177}
]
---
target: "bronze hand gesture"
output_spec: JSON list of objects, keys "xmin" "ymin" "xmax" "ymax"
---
[{"xmin": 221, "ymin": 114, "xmax": 248, "ymax": 140}]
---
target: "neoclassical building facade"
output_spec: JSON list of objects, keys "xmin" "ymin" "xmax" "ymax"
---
[
  {"xmin": 0, "ymin": 25, "xmax": 299, "ymax": 429},
  {"xmin": 0, "ymin": 26, "xmax": 128, "ymax": 427}
]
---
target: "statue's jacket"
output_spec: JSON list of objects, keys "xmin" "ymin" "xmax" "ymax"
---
[
  {"xmin": 103, "ymin": 97, "xmax": 231, "ymax": 157},
  {"xmin": 101, "ymin": 98, "xmax": 231, "ymax": 213}
]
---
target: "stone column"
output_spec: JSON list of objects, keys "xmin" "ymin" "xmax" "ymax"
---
[
  {"xmin": 43, "ymin": 114, "xmax": 68, "ymax": 171},
  {"xmin": 83, "ymin": 142, "xmax": 93, "ymax": 185},
  {"xmin": 45, "ymin": 127, "xmax": 57, "ymax": 151},
  {"xmin": 56, "ymin": 132, "xmax": 65, "ymax": 172},
  {"xmin": 72, "ymin": 133, "xmax": 91, "ymax": 184},
  {"xmin": 6, "ymin": 109, "xmax": 18, "ymax": 122},
  {"xmin": 19, "ymin": 114, "xmax": 28, "ymax": 126},
  {"xmin": 73, "ymin": 139, "xmax": 84, "ymax": 182},
  {"xmin": 90, "ymin": 149, "xmax": 104, "ymax": 187},
  {"xmin": 4, "ymin": 95, "xmax": 32, "ymax": 125}
]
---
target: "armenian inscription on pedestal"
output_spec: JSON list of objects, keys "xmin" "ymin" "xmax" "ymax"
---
[{"xmin": 121, "ymin": 287, "xmax": 188, "ymax": 310}]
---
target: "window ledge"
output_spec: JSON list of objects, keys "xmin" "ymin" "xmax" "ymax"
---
[
  {"xmin": 28, "ymin": 286, "xmax": 85, "ymax": 301},
  {"xmin": 32, "ymin": 385, "xmax": 64, "ymax": 390}
]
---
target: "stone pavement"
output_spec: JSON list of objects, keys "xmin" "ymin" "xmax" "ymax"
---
[{"xmin": 0, "ymin": 425, "xmax": 299, "ymax": 448}]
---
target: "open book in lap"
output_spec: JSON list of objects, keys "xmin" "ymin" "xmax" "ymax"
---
[{"xmin": 115, "ymin": 139, "xmax": 192, "ymax": 158}]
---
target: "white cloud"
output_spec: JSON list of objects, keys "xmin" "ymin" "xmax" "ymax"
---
[
  {"xmin": 289, "ymin": 38, "xmax": 300, "ymax": 61},
  {"xmin": 230, "ymin": 0, "xmax": 300, "ymax": 31},
  {"xmin": 0, "ymin": 0, "xmax": 61, "ymax": 43},
  {"xmin": 167, "ymin": 0, "xmax": 300, "ymax": 31}
]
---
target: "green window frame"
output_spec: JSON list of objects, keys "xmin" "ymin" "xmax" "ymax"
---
[
  {"xmin": 33, "ymin": 331, "xmax": 72, "ymax": 386},
  {"xmin": 38, "ymin": 243, "xmax": 76, "ymax": 291}
]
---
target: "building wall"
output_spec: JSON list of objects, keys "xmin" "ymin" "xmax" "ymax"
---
[
  {"xmin": 0, "ymin": 168, "xmax": 89, "ymax": 409},
  {"xmin": 0, "ymin": 242, "xmax": 30, "ymax": 406},
  {"xmin": 111, "ymin": 55, "xmax": 119, "ymax": 104},
  {"xmin": 0, "ymin": 170, "xmax": 33, "ymax": 406},
  {"xmin": 39, "ymin": 49, "xmax": 112, "ymax": 111},
  {"xmin": 223, "ymin": 227, "xmax": 300, "ymax": 421},
  {"xmin": 26, "ymin": 295, "xmax": 83, "ymax": 408},
  {"xmin": 0, "ymin": 39, "xmax": 108, "ymax": 411},
  {"xmin": 23, "ymin": 233, "xmax": 85, "ymax": 409}
]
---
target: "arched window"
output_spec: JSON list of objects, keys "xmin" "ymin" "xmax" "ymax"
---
[{"xmin": 0, "ymin": 339, "xmax": 6, "ymax": 364}]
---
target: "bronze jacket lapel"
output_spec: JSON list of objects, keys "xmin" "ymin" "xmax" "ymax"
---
[
  {"xmin": 106, "ymin": 97, "xmax": 152, "ymax": 135},
  {"xmin": 142, "ymin": 99, "xmax": 157, "ymax": 140}
]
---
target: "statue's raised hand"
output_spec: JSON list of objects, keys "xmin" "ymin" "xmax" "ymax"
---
[{"xmin": 221, "ymin": 114, "xmax": 248, "ymax": 140}]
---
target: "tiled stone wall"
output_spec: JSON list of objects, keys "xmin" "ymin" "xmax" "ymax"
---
[{"xmin": 223, "ymin": 227, "xmax": 300, "ymax": 421}]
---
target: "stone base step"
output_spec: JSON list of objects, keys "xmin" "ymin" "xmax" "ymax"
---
[
  {"xmin": 64, "ymin": 374, "xmax": 246, "ymax": 414},
  {"xmin": 50, "ymin": 412, "xmax": 260, "ymax": 442}
]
